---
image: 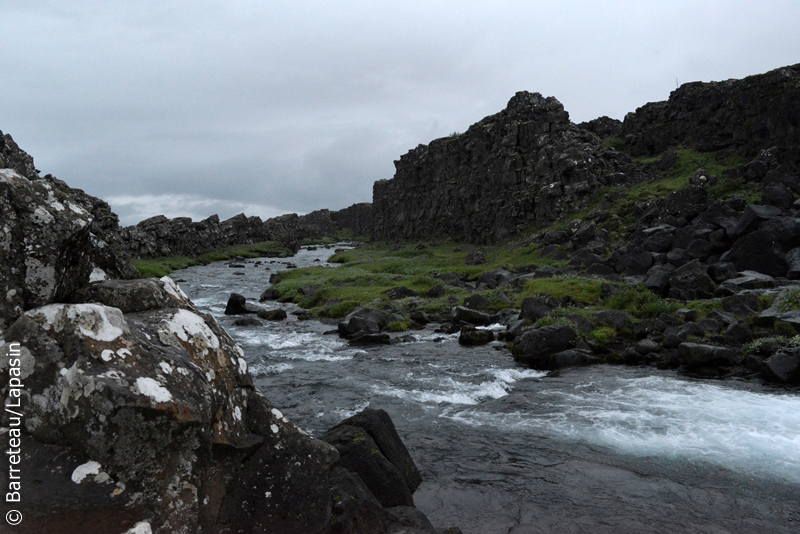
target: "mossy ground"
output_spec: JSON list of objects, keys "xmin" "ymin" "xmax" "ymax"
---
[
  {"xmin": 131, "ymin": 241, "xmax": 291, "ymax": 277},
  {"xmin": 271, "ymin": 241, "xmax": 690, "ymax": 336}
]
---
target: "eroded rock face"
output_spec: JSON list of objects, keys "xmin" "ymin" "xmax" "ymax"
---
[
  {"xmin": 1, "ymin": 161, "xmax": 138, "ymax": 330},
  {"xmin": 372, "ymin": 91, "xmax": 648, "ymax": 244},
  {"xmin": 621, "ymin": 63, "xmax": 800, "ymax": 165},
  {"xmin": 0, "ymin": 279, "xmax": 342, "ymax": 533}
]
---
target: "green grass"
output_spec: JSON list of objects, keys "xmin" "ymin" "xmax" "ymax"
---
[{"xmin": 131, "ymin": 241, "xmax": 291, "ymax": 277}]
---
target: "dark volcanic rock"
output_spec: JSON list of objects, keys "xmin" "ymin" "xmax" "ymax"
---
[
  {"xmin": 760, "ymin": 349, "xmax": 800, "ymax": 384},
  {"xmin": 721, "ymin": 230, "xmax": 789, "ymax": 278},
  {"xmin": 0, "ymin": 296, "xmax": 340, "ymax": 533},
  {"xmin": 0, "ymin": 165, "xmax": 138, "ymax": 330},
  {"xmin": 519, "ymin": 297, "xmax": 553, "ymax": 322},
  {"xmin": 621, "ymin": 64, "xmax": 800, "ymax": 166},
  {"xmin": 338, "ymin": 308, "xmax": 388, "ymax": 337},
  {"xmin": 385, "ymin": 286, "xmax": 420, "ymax": 300},
  {"xmin": 451, "ymin": 306, "xmax": 493, "ymax": 326},
  {"xmin": 331, "ymin": 408, "xmax": 423, "ymax": 495},
  {"xmin": 225, "ymin": 292, "xmax": 257, "ymax": 315},
  {"xmin": 322, "ymin": 410, "xmax": 421, "ymax": 508},
  {"xmin": 372, "ymin": 91, "xmax": 647, "ymax": 244},
  {"xmin": 114, "ymin": 212, "xmax": 301, "ymax": 260},
  {"xmin": 678, "ymin": 342, "xmax": 740, "ymax": 369},
  {"xmin": 512, "ymin": 325, "xmax": 577, "ymax": 369},
  {"xmin": 257, "ymin": 308, "xmax": 288, "ymax": 321},
  {"xmin": 458, "ymin": 326, "xmax": 495, "ymax": 346},
  {"xmin": 668, "ymin": 260, "xmax": 716, "ymax": 300}
]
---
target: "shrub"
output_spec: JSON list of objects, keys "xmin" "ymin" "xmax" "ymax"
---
[{"xmin": 776, "ymin": 288, "xmax": 800, "ymax": 312}]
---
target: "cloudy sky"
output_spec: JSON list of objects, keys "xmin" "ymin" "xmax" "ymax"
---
[{"xmin": 2, "ymin": 1, "xmax": 799, "ymax": 226}]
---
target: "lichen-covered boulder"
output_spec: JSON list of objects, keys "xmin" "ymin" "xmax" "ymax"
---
[
  {"xmin": 0, "ymin": 285, "xmax": 341, "ymax": 533},
  {"xmin": 0, "ymin": 167, "xmax": 138, "ymax": 330}
]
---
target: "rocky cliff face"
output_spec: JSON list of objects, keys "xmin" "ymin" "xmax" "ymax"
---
[
  {"xmin": 0, "ymin": 133, "xmax": 139, "ymax": 330},
  {"xmin": 371, "ymin": 92, "xmax": 647, "ymax": 244},
  {"xmin": 621, "ymin": 63, "xmax": 800, "ymax": 164},
  {"xmin": 298, "ymin": 203, "xmax": 374, "ymax": 241}
]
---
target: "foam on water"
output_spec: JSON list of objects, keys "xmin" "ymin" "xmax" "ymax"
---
[
  {"xmin": 249, "ymin": 362, "xmax": 295, "ymax": 376},
  {"xmin": 446, "ymin": 374, "xmax": 800, "ymax": 483},
  {"xmin": 375, "ymin": 373, "xmax": 522, "ymax": 406}
]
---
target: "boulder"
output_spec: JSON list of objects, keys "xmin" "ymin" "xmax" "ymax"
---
[
  {"xmin": 322, "ymin": 410, "xmax": 420, "ymax": 508},
  {"xmin": 550, "ymin": 349, "xmax": 602, "ymax": 369},
  {"xmin": 668, "ymin": 260, "xmax": 716, "ymax": 300},
  {"xmin": 519, "ymin": 297, "xmax": 553, "ymax": 322},
  {"xmin": 512, "ymin": 325, "xmax": 577, "ymax": 369},
  {"xmin": 463, "ymin": 294, "xmax": 490, "ymax": 309},
  {"xmin": 476, "ymin": 269, "xmax": 512, "ymax": 289},
  {"xmin": 590, "ymin": 310, "xmax": 630, "ymax": 331},
  {"xmin": 788, "ymin": 247, "xmax": 800, "ymax": 280},
  {"xmin": 409, "ymin": 309, "xmax": 431, "ymax": 324},
  {"xmin": 458, "ymin": 326, "xmax": 495, "ymax": 346},
  {"xmin": 664, "ymin": 185, "xmax": 709, "ymax": 220},
  {"xmin": 338, "ymin": 308, "xmax": 388, "ymax": 337},
  {"xmin": 257, "ymin": 308, "xmax": 288, "ymax": 321},
  {"xmin": 722, "ymin": 230, "xmax": 789, "ymax": 278},
  {"xmin": 465, "ymin": 251, "xmax": 487, "ymax": 265},
  {"xmin": 0, "ymin": 299, "xmax": 339, "ymax": 533},
  {"xmin": 451, "ymin": 306, "xmax": 493, "ymax": 326},
  {"xmin": 761, "ymin": 182, "xmax": 795, "ymax": 210},
  {"xmin": 385, "ymin": 286, "xmax": 420, "ymax": 300},
  {"xmin": 732, "ymin": 204, "xmax": 783, "ymax": 237},
  {"xmin": 259, "ymin": 287, "xmax": 281, "ymax": 301},
  {"xmin": 349, "ymin": 332, "xmax": 393, "ymax": 345},
  {"xmin": 678, "ymin": 342, "xmax": 740, "ymax": 369},
  {"xmin": 0, "ymin": 167, "xmax": 138, "ymax": 330},
  {"xmin": 707, "ymin": 262, "xmax": 738, "ymax": 284},
  {"xmin": 233, "ymin": 317, "xmax": 264, "ymax": 326},
  {"xmin": 760, "ymin": 349, "xmax": 800, "ymax": 384},
  {"xmin": 72, "ymin": 277, "xmax": 191, "ymax": 313},
  {"xmin": 427, "ymin": 284, "xmax": 447, "ymax": 298},
  {"xmin": 224, "ymin": 292, "xmax": 256, "ymax": 315}
]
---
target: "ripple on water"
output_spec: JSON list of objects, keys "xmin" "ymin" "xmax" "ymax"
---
[
  {"xmin": 445, "ymin": 373, "xmax": 800, "ymax": 483},
  {"xmin": 374, "ymin": 368, "xmax": 546, "ymax": 406}
]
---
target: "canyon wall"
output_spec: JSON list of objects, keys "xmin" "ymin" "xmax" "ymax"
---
[{"xmin": 371, "ymin": 91, "xmax": 647, "ymax": 244}]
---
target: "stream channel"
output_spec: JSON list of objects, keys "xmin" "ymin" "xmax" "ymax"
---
[{"xmin": 171, "ymin": 246, "xmax": 800, "ymax": 534}]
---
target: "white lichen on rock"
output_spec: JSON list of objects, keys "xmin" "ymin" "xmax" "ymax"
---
[
  {"xmin": 71, "ymin": 460, "xmax": 102, "ymax": 484},
  {"xmin": 136, "ymin": 377, "xmax": 173, "ymax": 403}
]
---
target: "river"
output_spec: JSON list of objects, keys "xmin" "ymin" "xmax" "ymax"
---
[{"xmin": 171, "ymin": 247, "xmax": 800, "ymax": 534}]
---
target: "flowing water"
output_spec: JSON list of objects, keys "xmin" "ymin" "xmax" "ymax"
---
[{"xmin": 172, "ymin": 248, "xmax": 800, "ymax": 534}]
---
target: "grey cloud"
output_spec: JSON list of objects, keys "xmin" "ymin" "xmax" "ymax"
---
[{"xmin": 2, "ymin": 1, "xmax": 800, "ymax": 226}]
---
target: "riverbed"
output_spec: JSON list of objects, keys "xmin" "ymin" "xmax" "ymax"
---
[{"xmin": 171, "ymin": 247, "xmax": 800, "ymax": 534}]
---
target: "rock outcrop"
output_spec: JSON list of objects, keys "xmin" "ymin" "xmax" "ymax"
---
[
  {"xmin": 1, "ymin": 134, "xmax": 139, "ymax": 330},
  {"xmin": 371, "ymin": 91, "xmax": 648, "ymax": 244},
  {"xmin": 298, "ymin": 203, "xmax": 374, "ymax": 241},
  {"xmin": 113, "ymin": 212, "xmax": 302, "ymax": 260},
  {"xmin": 621, "ymin": 63, "xmax": 800, "ymax": 165}
]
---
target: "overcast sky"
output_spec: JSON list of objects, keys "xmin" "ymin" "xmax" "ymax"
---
[{"xmin": 2, "ymin": 1, "xmax": 799, "ymax": 226}]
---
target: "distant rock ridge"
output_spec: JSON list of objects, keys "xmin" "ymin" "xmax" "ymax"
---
[
  {"xmin": 113, "ymin": 211, "xmax": 304, "ymax": 260},
  {"xmin": 298, "ymin": 202, "xmax": 373, "ymax": 240},
  {"xmin": 371, "ymin": 91, "xmax": 649, "ymax": 244}
]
